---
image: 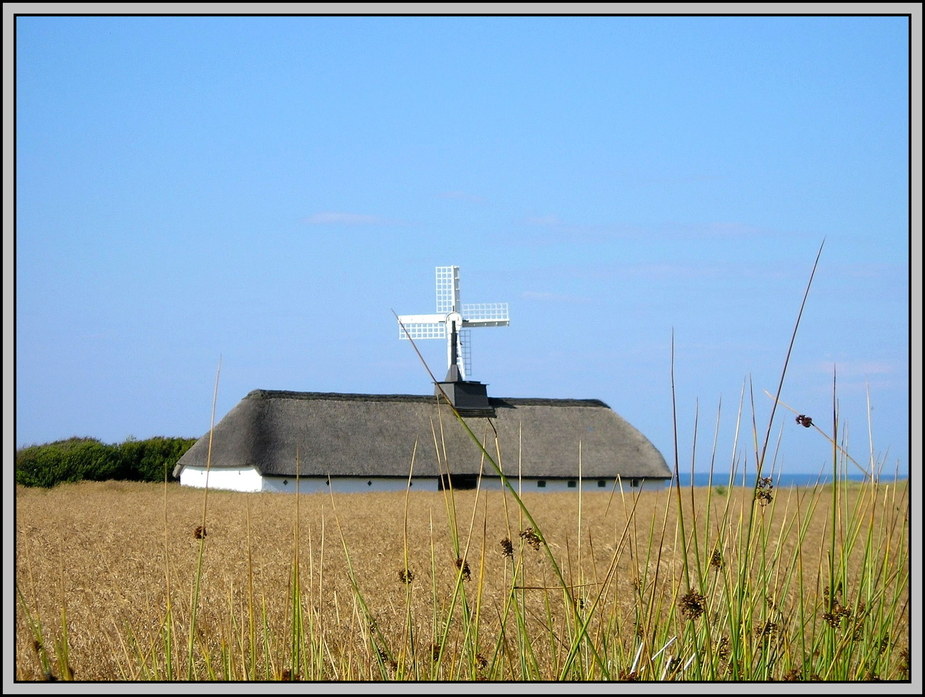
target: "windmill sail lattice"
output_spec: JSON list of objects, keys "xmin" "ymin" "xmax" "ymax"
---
[{"xmin": 398, "ymin": 265, "xmax": 509, "ymax": 381}]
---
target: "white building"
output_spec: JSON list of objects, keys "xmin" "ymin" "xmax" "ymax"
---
[{"xmin": 173, "ymin": 388, "xmax": 671, "ymax": 494}]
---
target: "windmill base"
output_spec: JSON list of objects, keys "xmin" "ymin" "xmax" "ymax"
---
[{"xmin": 435, "ymin": 378, "xmax": 495, "ymax": 415}]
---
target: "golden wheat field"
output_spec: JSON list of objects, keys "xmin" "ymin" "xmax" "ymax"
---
[{"xmin": 14, "ymin": 478, "xmax": 910, "ymax": 682}]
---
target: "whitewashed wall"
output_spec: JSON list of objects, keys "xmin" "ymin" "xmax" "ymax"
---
[
  {"xmin": 178, "ymin": 468, "xmax": 438, "ymax": 493},
  {"xmin": 261, "ymin": 476, "xmax": 437, "ymax": 494},
  {"xmin": 179, "ymin": 465, "xmax": 264, "ymax": 492},
  {"xmin": 498, "ymin": 477, "xmax": 667, "ymax": 494},
  {"xmin": 179, "ymin": 467, "xmax": 668, "ymax": 494}
]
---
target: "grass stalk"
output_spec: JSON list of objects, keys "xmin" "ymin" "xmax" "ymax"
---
[{"xmin": 185, "ymin": 357, "xmax": 222, "ymax": 679}]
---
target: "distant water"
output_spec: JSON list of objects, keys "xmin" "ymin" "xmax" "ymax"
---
[{"xmin": 674, "ymin": 472, "xmax": 909, "ymax": 488}]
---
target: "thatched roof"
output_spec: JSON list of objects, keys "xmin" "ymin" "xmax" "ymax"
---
[{"xmin": 174, "ymin": 389, "xmax": 671, "ymax": 480}]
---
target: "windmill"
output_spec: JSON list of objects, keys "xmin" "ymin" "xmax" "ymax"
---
[{"xmin": 397, "ymin": 265, "xmax": 510, "ymax": 383}]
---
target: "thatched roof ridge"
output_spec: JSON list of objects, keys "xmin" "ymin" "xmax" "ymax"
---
[
  {"xmin": 246, "ymin": 389, "xmax": 610, "ymax": 409},
  {"xmin": 176, "ymin": 389, "xmax": 670, "ymax": 480}
]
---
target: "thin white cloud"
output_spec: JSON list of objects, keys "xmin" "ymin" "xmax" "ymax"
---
[
  {"xmin": 518, "ymin": 216, "xmax": 781, "ymax": 242},
  {"xmin": 802, "ymin": 359, "xmax": 907, "ymax": 396},
  {"xmin": 665, "ymin": 221, "xmax": 770, "ymax": 239},
  {"xmin": 302, "ymin": 212, "xmax": 385, "ymax": 225},
  {"xmin": 623, "ymin": 263, "xmax": 723, "ymax": 280},
  {"xmin": 520, "ymin": 290, "xmax": 591, "ymax": 303},
  {"xmin": 523, "ymin": 214, "xmax": 564, "ymax": 227},
  {"xmin": 438, "ymin": 191, "xmax": 486, "ymax": 203},
  {"xmin": 517, "ymin": 215, "xmax": 647, "ymax": 242},
  {"xmin": 814, "ymin": 360, "xmax": 898, "ymax": 378},
  {"xmin": 806, "ymin": 377, "xmax": 902, "ymax": 399}
]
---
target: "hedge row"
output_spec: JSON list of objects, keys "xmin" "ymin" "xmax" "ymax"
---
[{"xmin": 15, "ymin": 436, "xmax": 197, "ymax": 488}]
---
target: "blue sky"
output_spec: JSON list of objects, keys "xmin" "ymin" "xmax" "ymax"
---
[{"xmin": 12, "ymin": 11, "xmax": 913, "ymax": 478}]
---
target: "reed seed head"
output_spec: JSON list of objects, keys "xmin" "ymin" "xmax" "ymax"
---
[
  {"xmin": 755, "ymin": 477, "xmax": 774, "ymax": 506},
  {"xmin": 679, "ymin": 590, "xmax": 706, "ymax": 621},
  {"xmin": 716, "ymin": 635, "xmax": 730, "ymax": 661},
  {"xmin": 664, "ymin": 656, "xmax": 682, "ymax": 675},
  {"xmin": 519, "ymin": 527, "xmax": 542, "ymax": 551},
  {"xmin": 376, "ymin": 647, "xmax": 397, "ymax": 672},
  {"xmin": 455, "ymin": 557, "xmax": 471, "ymax": 581},
  {"xmin": 822, "ymin": 604, "xmax": 852, "ymax": 628},
  {"xmin": 821, "ymin": 585, "xmax": 852, "ymax": 628}
]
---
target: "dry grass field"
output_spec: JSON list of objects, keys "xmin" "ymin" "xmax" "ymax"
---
[{"xmin": 14, "ymin": 477, "xmax": 910, "ymax": 682}]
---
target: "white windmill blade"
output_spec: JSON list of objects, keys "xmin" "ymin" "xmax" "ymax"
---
[
  {"xmin": 397, "ymin": 313, "xmax": 446, "ymax": 340},
  {"xmin": 435, "ymin": 265, "xmax": 460, "ymax": 313},
  {"xmin": 459, "ymin": 328, "xmax": 472, "ymax": 379},
  {"xmin": 398, "ymin": 322, "xmax": 447, "ymax": 341},
  {"xmin": 462, "ymin": 302, "xmax": 510, "ymax": 327}
]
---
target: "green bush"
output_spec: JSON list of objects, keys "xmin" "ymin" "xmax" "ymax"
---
[
  {"xmin": 15, "ymin": 436, "xmax": 196, "ymax": 488},
  {"xmin": 116, "ymin": 436, "xmax": 196, "ymax": 482}
]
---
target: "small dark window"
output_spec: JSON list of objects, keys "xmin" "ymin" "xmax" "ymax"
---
[
  {"xmin": 567, "ymin": 480, "xmax": 576, "ymax": 488},
  {"xmin": 537, "ymin": 480, "xmax": 546, "ymax": 488},
  {"xmin": 439, "ymin": 474, "xmax": 478, "ymax": 491},
  {"xmin": 283, "ymin": 480, "xmax": 288, "ymax": 486},
  {"xmin": 367, "ymin": 480, "xmax": 372, "ymax": 486},
  {"xmin": 631, "ymin": 478, "xmax": 640, "ymax": 488},
  {"xmin": 597, "ymin": 480, "xmax": 606, "ymax": 488}
]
